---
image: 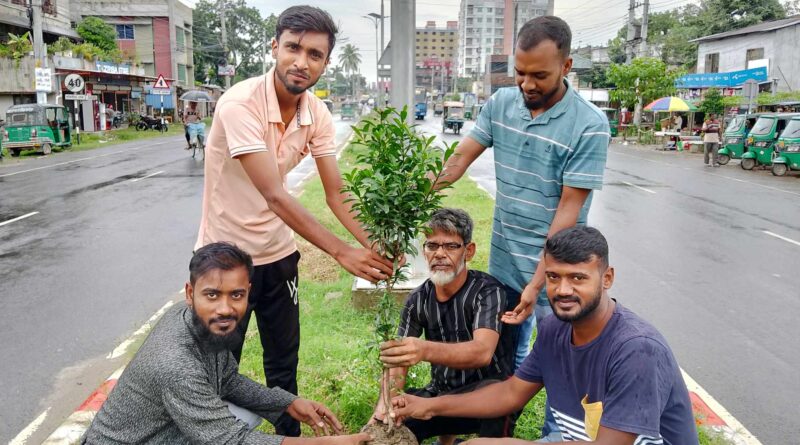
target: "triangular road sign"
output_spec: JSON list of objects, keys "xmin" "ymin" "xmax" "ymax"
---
[{"xmin": 153, "ymin": 75, "xmax": 170, "ymax": 89}]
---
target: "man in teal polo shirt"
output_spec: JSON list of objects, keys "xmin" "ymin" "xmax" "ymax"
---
[{"xmin": 436, "ymin": 16, "xmax": 610, "ymax": 441}]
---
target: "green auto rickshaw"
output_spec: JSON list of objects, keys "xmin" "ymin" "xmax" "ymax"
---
[
  {"xmin": 442, "ymin": 101, "xmax": 465, "ymax": 135},
  {"xmin": 599, "ymin": 107, "xmax": 619, "ymax": 137},
  {"xmin": 771, "ymin": 116, "xmax": 800, "ymax": 176},
  {"xmin": 740, "ymin": 113, "xmax": 799, "ymax": 170},
  {"xmin": 340, "ymin": 102, "xmax": 357, "ymax": 120},
  {"xmin": 1, "ymin": 104, "xmax": 72, "ymax": 157},
  {"xmin": 718, "ymin": 113, "xmax": 760, "ymax": 165}
]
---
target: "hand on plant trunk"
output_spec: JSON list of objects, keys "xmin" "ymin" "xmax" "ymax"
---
[
  {"xmin": 390, "ymin": 393, "xmax": 435, "ymax": 425},
  {"xmin": 335, "ymin": 246, "xmax": 394, "ymax": 283},
  {"xmin": 285, "ymin": 398, "xmax": 344, "ymax": 436},
  {"xmin": 380, "ymin": 337, "xmax": 426, "ymax": 367},
  {"xmin": 500, "ymin": 283, "xmax": 539, "ymax": 325}
]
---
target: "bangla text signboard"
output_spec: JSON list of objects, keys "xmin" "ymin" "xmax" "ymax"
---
[{"xmin": 676, "ymin": 67, "xmax": 768, "ymax": 89}]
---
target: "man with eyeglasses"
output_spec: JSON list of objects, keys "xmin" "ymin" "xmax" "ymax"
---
[{"xmin": 370, "ymin": 208, "xmax": 516, "ymax": 445}]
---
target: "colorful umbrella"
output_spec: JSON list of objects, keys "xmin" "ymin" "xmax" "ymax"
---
[{"xmin": 644, "ymin": 97, "xmax": 698, "ymax": 112}]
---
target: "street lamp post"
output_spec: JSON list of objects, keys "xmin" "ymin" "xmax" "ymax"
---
[{"xmin": 365, "ymin": 12, "xmax": 387, "ymax": 107}]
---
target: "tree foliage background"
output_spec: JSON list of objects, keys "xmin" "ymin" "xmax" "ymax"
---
[
  {"xmin": 607, "ymin": 58, "xmax": 683, "ymax": 108},
  {"xmin": 192, "ymin": 0, "xmax": 277, "ymax": 85}
]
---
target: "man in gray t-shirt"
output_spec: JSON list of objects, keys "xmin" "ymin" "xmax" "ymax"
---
[
  {"xmin": 392, "ymin": 227, "xmax": 698, "ymax": 445},
  {"xmin": 83, "ymin": 243, "xmax": 370, "ymax": 445}
]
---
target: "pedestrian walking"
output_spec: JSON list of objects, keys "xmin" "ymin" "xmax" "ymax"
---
[
  {"xmin": 702, "ymin": 113, "xmax": 722, "ymax": 167},
  {"xmin": 433, "ymin": 16, "xmax": 610, "ymax": 441},
  {"xmin": 195, "ymin": 5, "xmax": 393, "ymax": 437}
]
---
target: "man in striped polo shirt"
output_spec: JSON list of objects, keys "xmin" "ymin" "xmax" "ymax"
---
[
  {"xmin": 371, "ymin": 209, "xmax": 515, "ymax": 445},
  {"xmin": 437, "ymin": 16, "xmax": 610, "ymax": 441}
]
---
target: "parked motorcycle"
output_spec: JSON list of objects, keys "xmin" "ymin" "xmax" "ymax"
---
[{"xmin": 135, "ymin": 115, "xmax": 168, "ymax": 132}]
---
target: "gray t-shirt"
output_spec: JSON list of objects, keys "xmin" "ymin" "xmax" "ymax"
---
[
  {"xmin": 516, "ymin": 302, "xmax": 698, "ymax": 445},
  {"xmin": 82, "ymin": 304, "xmax": 297, "ymax": 444}
]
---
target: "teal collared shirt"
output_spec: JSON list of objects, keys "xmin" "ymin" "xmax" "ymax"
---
[{"xmin": 468, "ymin": 81, "xmax": 610, "ymax": 301}]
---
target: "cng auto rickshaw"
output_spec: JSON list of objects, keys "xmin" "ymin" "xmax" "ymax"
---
[
  {"xmin": 1, "ymin": 104, "xmax": 72, "ymax": 156},
  {"xmin": 740, "ymin": 113, "xmax": 799, "ymax": 170},
  {"xmin": 599, "ymin": 107, "xmax": 619, "ymax": 137},
  {"xmin": 442, "ymin": 101, "xmax": 465, "ymax": 134},
  {"xmin": 433, "ymin": 102, "xmax": 444, "ymax": 116},
  {"xmin": 340, "ymin": 102, "xmax": 357, "ymax": 120},
  {"xmin": 718, "ymin": 113, "xmax": 760, "ymax": 165},
  {"xmin": 771, "ymin": 116, "xmax": 800, "ymax": 176}
]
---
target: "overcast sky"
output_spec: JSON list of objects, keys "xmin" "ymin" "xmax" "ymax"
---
[{"xmin": 247, "ymin": 0, "xmax": 693, "ymax": 82}]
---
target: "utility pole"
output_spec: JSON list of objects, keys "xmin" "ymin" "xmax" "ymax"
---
[
  {"xmin": 31, "ymin": 0, "xmax": 47, "ymax": 104},
  {"xmin": 219, "ymin": 0, "xmax": 230, "ymax": 88},
  {"xmin": 625, "ymin": 0, "xmax": 636, "ymax": 63},
  {"xmin": 390, "ymin": 0, "xmax": 415, "ymax": 117},
  {"xmin": 640, "ymin": 0, "xmax": 649, "ymax": 57},
  {"xmin": 262, "ymin": 29, "xmax": 268, "ymax": 75}
]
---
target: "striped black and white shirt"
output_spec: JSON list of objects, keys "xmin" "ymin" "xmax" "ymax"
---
[{"xmin": 398, "ymin": 270, "xmax": 514, "ymax": 393}]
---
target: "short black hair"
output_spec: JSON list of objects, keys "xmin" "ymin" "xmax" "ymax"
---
[
  {"xmin": 276, "ymin": 6, "xmax": 339, "ymax": 58},
  {"xmin": 516, "ymin": 16, "xmax": 572, "ymax": 58},
  {"xmin": 190, "ymin": 242, "xmax": 254, "ymax": 285},
  {"xmin": 544, "ymin": 226, "xmax": 608, "ymax": 270},
  {"xmin": 426, "ymin": 208, "xmax": 473, "ymax": 244}
]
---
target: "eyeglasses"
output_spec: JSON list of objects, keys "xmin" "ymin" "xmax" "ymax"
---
[{"xmin": 423, "ymin": 241, "xmax": 464, "ymax": 252}]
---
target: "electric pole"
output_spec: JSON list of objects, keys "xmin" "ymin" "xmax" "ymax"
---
[
  {"xmin": 31, "ymin": 0, "xmax": 47, "ymax": 104},
  {"xmin": 219, "ymin": 0, "xmax": 230, "ymax": 88},
  {"xmin": 640, "ymin": 0, "xmax": 649, "ymax": 57},
  {"xmin": 625, "ymin": 0, "xmax": 635, "ymax": 63}
]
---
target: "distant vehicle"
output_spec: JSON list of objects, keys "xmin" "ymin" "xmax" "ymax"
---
[
  {"xmin": 340, "ymin": 102, "xmax": 358, "ymax": 120},
  {"xmin": 415, "ymin": 102, "xmax": 427, "ymax": 120},
  {"xmin": 442, "ymin": 101, "xmax": 465, "ymax": 134},
  {"xmin": 2, "ymin": 104, "xmax": 72, "ymax": 156},
  {"xmin": 599, "ymin": 107, "xmax": 619, "ymax": 137},
  {"xmin": 322, "ymin": 99, "xmax": 334, "ymax": 113},
  {"xmin": 719, "ymin": 113, "xmax": 760, "ymax": 165},
  {"xmin": 741, "ymin": 113, "xmax": 799, "ymax": 170},
  {"xmin": 433, "ymin": 102, "xmax": 444, "ymax": 116},
  {"xmin": 771, "ymin": 116, "xmax": 800, "ymax": 176}
]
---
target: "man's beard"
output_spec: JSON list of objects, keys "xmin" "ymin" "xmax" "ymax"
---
[
  {"xmin": 276, "ymin": 68, "xmax": 315, "ymax": 95},
  {"xmin": 190, "ymin": 308, "xmax": 243, "ymax": 353},
  {"xmin": 429, "ymin": 257, "xmax": 466, "ymax": 286},
  {"xmin": 520, "ymin": 83, "xmax": 560, "ymax": 110},
  {"xmin": 549, "ymin": 283, "xmax": 603, "ymax": 323}
]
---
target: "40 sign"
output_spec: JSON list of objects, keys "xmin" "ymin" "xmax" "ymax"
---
[{"xmin": 64, "ymin": 74, "xmax": 85, "ymax": 93}]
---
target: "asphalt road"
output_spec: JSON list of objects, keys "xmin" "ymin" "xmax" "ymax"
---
[
  {"xmin": 416, "ymin": 114, "xmax": 800, "ymax": 445},
  {"xmin": 0, "ymin": 117, "xmax": 354, "ymax": 444}
]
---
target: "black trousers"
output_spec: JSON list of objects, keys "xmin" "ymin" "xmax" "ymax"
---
[
  {"xmin": 404, "ymin": 379, "xmax": 516, "ymax": 442},
  {"xmin": 231, "ymin": 250, "xmax": 301, "ymax": 436}
]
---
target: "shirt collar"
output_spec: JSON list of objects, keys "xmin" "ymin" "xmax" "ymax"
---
[
  {"xmin": 517, "ymin": 77, "xmax": 574, "ymax": 124},
  {"xmin": 264, "ymin": 68, "xmax": 313, "ymax": 126}
]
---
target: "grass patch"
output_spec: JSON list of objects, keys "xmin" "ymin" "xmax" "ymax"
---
[{"xmin": 238, "ymin": 140, "xmax": 732, "ymax": 445}]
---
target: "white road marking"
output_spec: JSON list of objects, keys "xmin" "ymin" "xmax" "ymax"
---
[
  {"xmin": 106, "ymin": 300, "xmax": 175, "ymax": 359},
  {"xmin": 9, "ymin": 408, "xmax": 50, "ymax": 445},
  {"xmin": 763, "ymin": 230, "xmax": 800, "ymax": 247},
  {"xmin": 0, "ymin": 211, "xmax": 39, "ymax": 227},
  {"xmin": 681, "ymin": 369, "xmax": 762, "ymax": 445},
  {"xmin": 129, "ymin": 170, "xmax": 164, "ymax": 183},
  {"xmin": 622, "ymin": 181, "xmax": 657, "ymax": 194}
]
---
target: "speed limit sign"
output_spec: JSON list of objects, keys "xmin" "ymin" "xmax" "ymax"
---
[{"xmin": 64, "ymin": 74, "xmax": 85, "ymax": 93}]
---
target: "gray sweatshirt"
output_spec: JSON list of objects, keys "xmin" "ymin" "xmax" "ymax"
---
[{"xmin": 82, "ymin": 304, "xmax": 297, "ymax": 444}]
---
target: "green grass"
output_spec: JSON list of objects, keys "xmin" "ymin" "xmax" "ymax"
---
[{"xmin": 238, "ymin": 141, "xmax": 730, "ymax": 444}]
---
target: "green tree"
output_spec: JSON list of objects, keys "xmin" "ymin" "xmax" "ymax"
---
[
  {"xmin": 578, "ymin": 65, "xmax": 614, "ymax": 88},
  {"xmin": 338, "ymin": 44, "xmax": 362, "ymax": 96},
  {"xmin": 699, "ymin": 88, "xmax": 725, "ymax": 114},
  {"xmin": 607, "ymin": 57, "xmax": 683, "ymax": 108},
  {"xmin": 76, "ymin": 17, "xmax": 118, "ymax": 53}
]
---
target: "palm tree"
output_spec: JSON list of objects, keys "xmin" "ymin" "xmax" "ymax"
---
[{"xmin": 338, "ymin": 44, "xmax": 361, "ymax": 97}]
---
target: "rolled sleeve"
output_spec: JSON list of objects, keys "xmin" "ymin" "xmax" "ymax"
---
[
  {"xmin": 562, "ymin": 122, "xmax": 609, "ymax": 190},
  {"xmin": 308, "ymin": 107, "xmax": 336, "ymax": 158},
  {"xmin": 468, "ymin": 96, "xmax": 494, "ymax": 148},
  {"xmin": 217, "ymin": 101, "xmax": 269, "ymax": 158}
]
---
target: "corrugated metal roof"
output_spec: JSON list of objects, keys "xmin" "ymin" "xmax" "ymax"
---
[{"xmin": 692, "ymin": 15, "xmax": 800, "ymax": 43}]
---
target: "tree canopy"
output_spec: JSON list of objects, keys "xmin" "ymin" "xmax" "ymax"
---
[
  {"xmin": 76, "ymin": 17, "xmax": 118, "ymax": 53},
  {"xmin": 607, "ymin": 57, "xmax": 683, "ymax": 108}
]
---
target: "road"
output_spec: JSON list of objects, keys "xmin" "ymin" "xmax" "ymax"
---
[
  {"xmin": 0, "ymin": 117, "xmax": 354, "ymax": 444},
  {"xmin": 416, "ymin": 114, "xmax": 800, "ymax": 445}
]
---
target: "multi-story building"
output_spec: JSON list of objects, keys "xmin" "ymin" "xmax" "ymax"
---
[
  {"xmin": 415, "ymin": 20, "xmax": 458, "ymax": 94},
  {"xmin": 72, "ymin": 0, "xmax": 194, "ymax": 88},
  {"xmin": 0, "ymin": 0, "xmax": 80, "ymax": 43},
  {"xmin": 458, "ymin": 0, "xmax": 552, "ymax": 79}
]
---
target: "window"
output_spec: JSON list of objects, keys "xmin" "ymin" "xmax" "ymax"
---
[
  {"xmin": 476, "ymin": 7, "xmax": 482, "ymax": 12},
  {"xmin": 705, "ymin": 52, "xmax": 719, "ymax": 73},
  {"xmin": 175, "ymin": 27, "xmax": 185, "ymax": 51},
  {"xmin": 746, "ymin": 48, "xmax": 764, "ymax": 64},
  {"xmin": 116, "ymin": 24, "xmax": 134, "ymax": 40},
  {"xmin": 178, "ymin": 64, "xmax": 187, "ymax": 83},
  {"xmin": 488, "ymin": 7, "xmax": 492, "ymax": 12}
]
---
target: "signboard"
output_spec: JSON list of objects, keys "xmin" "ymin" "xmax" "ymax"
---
[
  {"xmin": 35, "ymin": 68, "xmax": 53, "ymax": 92},
  {"xmin": 64, "ymin": 74, "xmax": 85, "ymax": 93},
  {"xmin": 218, "ymin": 65, "xmax": 235, "ymax": 76},
  {"xmin": 153, "ymin": 75, "xmax": 170, "ymax": 89},
  {"xmin": 676, "ymin": 67, "xmax": 768, "ymax": 89},
  {"xmin": 64, "ymin": 94, "xmax": 97, "ymax": 101},
  {"xmin": 150, "ymin": 89, "xmax": 172, "ymax": 95},
  {"xmin": 95, "ymin": 61, "xmax": 131, "ymax": 75},
  {"xmin": 314, "ymin": 89, "xmax": 329, "ymax": 98}
]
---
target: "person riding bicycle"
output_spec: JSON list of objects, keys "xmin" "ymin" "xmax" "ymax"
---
[{"xmin": 182, "ymin": 101, "xmax": 202, "ymax": 150}]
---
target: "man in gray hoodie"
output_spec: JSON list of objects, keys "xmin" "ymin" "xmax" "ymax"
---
[{"xmin": 82, "ymin": 242, "xmax": 370, "ymax": 444}]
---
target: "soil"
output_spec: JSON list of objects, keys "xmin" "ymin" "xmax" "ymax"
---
[
  {"xmin": 296, "ymin": 237, "xmax": 341, "ymax": 283},
  {"xmin": 360, "ymin": 423, "xmax": 418, "ymax": 445}
]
